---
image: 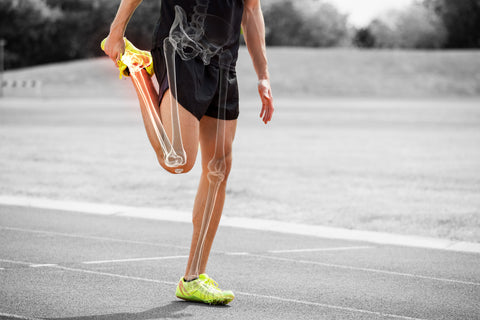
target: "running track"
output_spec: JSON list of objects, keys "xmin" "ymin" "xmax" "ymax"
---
[{"xmin": 1, "ymin": 204, "xmax": 479, "ymax": 320}]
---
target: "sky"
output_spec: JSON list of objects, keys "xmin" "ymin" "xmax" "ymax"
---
[{"xmin": 328, "ymin": 0, "xmax": 415, "ymax": 26}]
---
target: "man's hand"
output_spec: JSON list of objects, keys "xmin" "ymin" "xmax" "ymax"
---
[
  {"xmin": 258, "ymin": 79, "xmax": 274, "ymax": 124},
  {"xmin": 103, "ymin": 35, "xmax": 125, "ymax": 68}
]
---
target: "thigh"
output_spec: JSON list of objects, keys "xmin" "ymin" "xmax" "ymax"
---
[
  {"xmin": 160, "ymin": 89, "xmax": 200, "ymax": 168},
  {"xmin": 199, "ymin": 115, "xmax": 237, "ymax": 170}
]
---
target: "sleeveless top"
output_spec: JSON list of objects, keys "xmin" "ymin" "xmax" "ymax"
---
[{"xmin": 152, "ymin": 0, "xmax": 244, "ymax": 70}]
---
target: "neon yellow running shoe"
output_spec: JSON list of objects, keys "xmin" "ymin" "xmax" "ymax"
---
[
  {"xmin": 175, "ymin": 274, "xmax": 235, "ymax": 305},
  {"xmin": 100, "ymin": 37, "xmax": 154, "ymax": 79}
]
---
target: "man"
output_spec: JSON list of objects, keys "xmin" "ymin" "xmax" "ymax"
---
[{"xmin": 102, "ymin": 0, "xmax": 273, "ymax": 305}]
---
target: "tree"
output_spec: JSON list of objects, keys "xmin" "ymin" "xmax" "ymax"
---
[
  {"xmin": 353, "ymin": 28, "xmax": 376, "ymax": 48},
  {"xmin": 263, "ymin": 0, "xmax": 349, "ymax": 47},
  {"xmin": 424, "ymin": 0, "xmax": 480, "ymax": 48},
  {"xmin": 301, "ymin": 2, "xmax": 349, "ymax": 47},
  {"xmin": 363, "ymin": 3, "xmax": 446, "ymax": 49},
  {"xmin": 263, "ymin": 0, "xmax": 305, "ymax": 46},
  {"xmin": 0, "ymin": 0, "xmax": 62, "ymax": 69},
  {"xmin": 395, "ymin": 3, "xmax": 447, "ymax": 49}
]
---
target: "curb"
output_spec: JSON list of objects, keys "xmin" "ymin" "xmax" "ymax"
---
[{"xmin": 1, "ymin": 195, "xmax": 479, "ymax": 254}]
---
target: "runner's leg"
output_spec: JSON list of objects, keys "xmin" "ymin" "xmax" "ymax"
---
[
  {"xmin": 130, "ymin": 69, "xmax": 199, "ymax": 174},
  {"xmin": 184, "ymin": 116, "xmax": 237, "ymax": 279}
]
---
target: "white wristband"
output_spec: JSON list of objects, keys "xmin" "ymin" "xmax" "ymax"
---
[{"xmin": 258, "ymin": 79, "xmax": 269, "ymax": 86}]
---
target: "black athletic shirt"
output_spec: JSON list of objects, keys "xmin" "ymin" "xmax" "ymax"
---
[{"xmin": 152, "ymin": 0, "xmax": 244, "ymax": 69}]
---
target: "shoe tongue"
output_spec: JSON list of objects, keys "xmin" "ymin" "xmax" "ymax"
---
[{"xmin": 199, "ymin": 274, "xmax": 209, "ymax": 280}]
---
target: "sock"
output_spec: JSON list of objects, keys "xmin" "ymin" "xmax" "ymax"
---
[{"xmin": 184, "ymin": 277, "xmax": 199, "ymax": 282}]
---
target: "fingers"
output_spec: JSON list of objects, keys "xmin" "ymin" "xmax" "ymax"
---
[
  {"xmin": 103, "ymin": 36, "xmax": 125, "ymax": 68},
  {"xmin": 258, "ymin": 84, "xmax": 274, "ymax": 124}
]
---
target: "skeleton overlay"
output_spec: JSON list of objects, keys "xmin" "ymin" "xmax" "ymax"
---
[{"xmin": 123, "ymin": 0, "xmax": 236, "ymax": 279}]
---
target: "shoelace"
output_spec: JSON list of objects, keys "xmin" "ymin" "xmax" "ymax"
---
[
  {"xmin": 201, "ymin": 277, "xmax": 223, "ymax": 296},
  {"xmin": 205, "ymin": 277, "xmax": 219, "ymax": 288}
]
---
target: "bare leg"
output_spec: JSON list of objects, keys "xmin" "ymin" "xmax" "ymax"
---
[
  {"xmin": 184, "ymin": 50, "xmax": 234, "ymax": 280},
  {"xmin": 129, "ymin": 69, "xmax": 199, "ymax": 174},
  {"xmin": 184, "ymin": 116, "xmax": 237, "ymax": 279}
]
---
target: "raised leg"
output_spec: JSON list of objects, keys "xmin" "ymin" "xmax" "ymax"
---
[
  {"xmin": 129, "ymin": 69, "xmax": 199, "ymax": 174},
  {"xmin": 163, "ymin": 38, "xmax": 188, "ymax": 168},
  {"xmin": 129, "ymin": 69, "xmax": 173, "ymax": 159}
]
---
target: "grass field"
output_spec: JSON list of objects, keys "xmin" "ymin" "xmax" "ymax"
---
[
  {"xmin": 1, "ymin": 48, "xmax": 480, "ymax": 242},
  {"xmin": 4, "ymin": 47, "xmax": 480, "ymax": 98}
]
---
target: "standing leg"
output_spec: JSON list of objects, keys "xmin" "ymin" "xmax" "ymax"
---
[
  {"xmin": 185, "ymin": 116, "xmax": 237, "ymax": 278},
  {"xmin": 184, "ymin": 50, "xmax": 235, "ymax": 279}
]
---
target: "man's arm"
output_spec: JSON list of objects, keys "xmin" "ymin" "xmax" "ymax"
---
[
  {"xmin": 242, "ymin": 0, "xmax": 274, "ymax": 124},
  {"xmin": 104, "ymin": 0, "xmax": 143, "ymax": 66}
]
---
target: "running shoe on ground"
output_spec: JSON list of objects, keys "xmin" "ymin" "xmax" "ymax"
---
[{"xmin": 175, "ymin": 273, "xmax": 234, "ymax": 305}]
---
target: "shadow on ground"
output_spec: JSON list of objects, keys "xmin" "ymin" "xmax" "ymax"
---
[{"xmin": 35, "ymin": 301, "xmax": 229, "ymax": 320}]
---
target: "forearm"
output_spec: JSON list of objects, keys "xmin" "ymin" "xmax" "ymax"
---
[
  {"xmin": 242, "ymin": 3, "xmax": 269, "ymax": 81},
  {"xmin": 109, "ymin": 0, "xmax": 143, "ymax": 39}
]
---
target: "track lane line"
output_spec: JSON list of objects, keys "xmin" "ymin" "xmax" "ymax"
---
[
  {"xmin": 244, "ymin": 254, "xmax": 480, "ymax": 286},
  {"xmin": 0, "ymin": 257, "xmax": 429, "ymax": 319},
  {"xmin": 268, "ymin": 246, "xmax": 373, "ymax": 254},
  {"xmin": 236, "ymin": 292, "xmax": 428, "ymax": 320},
  {"xmin": 0, "ymin": 258, "xmax": 34, "ymax": 266},
  {"xmin": 2, "ymin": 226, "xmax": 477, "ymax": 286},
  {"xmin": 29, "ymin": 264, "xmax": 58, "ymax": 268},
  {"xmin": 0, "ymin": 226, "xmax": 189, "ymax": 250},
  {"xmin": 50, "ymin": 264, "xmax": 428, "ymax": 320},
  {"xmin": 0, "ymin": 312, "xmax": 43, "ymax": 320},
  {"xmin": 2, "ymin": 195, "xmax": 480, "ymax": 254},
  {"xmin": 82, "ymin": 255, "xmax": 188, "ymax": 264}
]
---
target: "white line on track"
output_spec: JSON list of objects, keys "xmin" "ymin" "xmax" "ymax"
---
[
  {"xmin": 225, "ymin": 252, "xmax": 250, "ymax": 256},
  {"xmin": 0, "ymin": 226, "xmax": 189, "ymax": 250},
  {"xmin": 2, "ymin": 226, "xmax": 477, "ymax": 286},
  {"xmin": 0, "ymin": 257, "xmax": 429, "ymax": 319},
  {"xmin": 0, "ymin": 312, "xmax": 44, "ymax": 320},
  {"xmin": 82, "ymin": 255, "xmax": 188, "ymax": 264},
  {"xmin": 48, "ymin": 263, "xmax": 427, "ymax": 320},
  {"xmin": 51, "ymin": 264, "xmax": 177, "ymax": 286},
  {"xmin": 245, "ymin": 254, "xmax": 480, "ymax": 286},
  {"xmin": 29, "ymin": 264, "xmax": 58, "ymax": 268},
  {"xmin": 0, "ymin": 258, "xmax": 34, "ymax": 266},
  {"xmin": 268, "ymin": 246, "xmax": 373, "ymax": 254},
  {"xmin": 236, "ymin": 292, "xmax": 428, "ymax": 320},
  {"xmin": 2, "ymin": 195, "xmax": 480, "ymax": 254}
]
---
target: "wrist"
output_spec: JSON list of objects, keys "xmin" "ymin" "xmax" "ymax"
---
[
  {"xmin": 258, "ymin": 79, "xmax": 269, "ymax": 86},
  {"xmin": 109, "ymin": 23, "xmax": 125, "ymax": 39}
]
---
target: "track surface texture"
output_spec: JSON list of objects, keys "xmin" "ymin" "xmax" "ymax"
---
[{"xmin": 1, "ymin": 205, "xmax": 479, "ymax": 320}]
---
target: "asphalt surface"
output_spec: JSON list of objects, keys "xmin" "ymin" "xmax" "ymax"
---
[{"xmin": 1, "ymin": 205, "xmax": 479, "ymax": 320}]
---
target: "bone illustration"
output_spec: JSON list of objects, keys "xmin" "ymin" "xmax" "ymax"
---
[
  {"xmin": 165, "ymin": 0, "xmax": 236, "ymax": 279},
  {"xmin": 118, "ymin": 0, "xmax": 235, "ymax": 279},
  {"xmin": 122, "ymin": 49, "xmax": 185, "ymax": 168},
  {"xmin": 186, "ymin": 50, "xmax": 233, "ymax": 280}
]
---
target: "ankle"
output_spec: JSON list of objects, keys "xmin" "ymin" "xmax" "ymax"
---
[{"xmin": 184, "ymin": 276, "xmax": 199, "ymax": 282}]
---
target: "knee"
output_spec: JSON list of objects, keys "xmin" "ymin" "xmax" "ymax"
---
[
  {"xmin": 204, "ymin": 151, "xmax": 232, "ymax": 181},
  {"xmin": 157, "ymin": 154, "xmax": 195, "ymax": 174}
]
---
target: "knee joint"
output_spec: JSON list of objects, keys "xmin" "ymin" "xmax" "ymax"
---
[
  {"xmin": 207, "ymin": 159, "xmax": 225, "ymax": 182},
  {"xmin": 158, "ymin": 156, "xmax": 194, "ymax": 175}
]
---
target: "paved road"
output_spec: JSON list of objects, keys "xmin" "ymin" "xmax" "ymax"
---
[{"xmin": 1, "ymin": 205, "xmax": 479, "ymax": 320}]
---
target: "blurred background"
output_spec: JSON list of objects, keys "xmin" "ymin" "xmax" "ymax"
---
[{"xmin": 1, "ymin": 0, "xmax": 479, "ymax": 242}]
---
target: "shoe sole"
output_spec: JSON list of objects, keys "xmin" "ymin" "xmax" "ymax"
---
[{"xmin": 176, "ymin": 294, "xmax": 233, "ymax": 305}]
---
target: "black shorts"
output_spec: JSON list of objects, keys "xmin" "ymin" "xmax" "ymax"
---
[{"xmin": 151, "ymin": 47, "xmax": 240, "ymax": 121}]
